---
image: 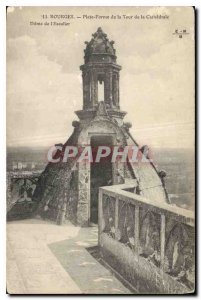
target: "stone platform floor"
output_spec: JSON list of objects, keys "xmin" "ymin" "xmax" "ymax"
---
[{"xmin": 7, "ymin": 218, "xmax": 131, "ymax": 294}]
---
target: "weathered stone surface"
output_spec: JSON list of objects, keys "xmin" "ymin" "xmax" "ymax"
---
[
  {"xmin": 14, "ymin": 28, "xmax": 169, "ymax": 227},
  {"xmin": 100, "ymin": 233, "xmax": 192, "ymax": 294},
  {"xmin": 77, "ymin": 202, "xmax": 89, "ymax": 226}
]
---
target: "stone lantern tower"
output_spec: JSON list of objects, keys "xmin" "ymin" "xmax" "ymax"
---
[
  {"xmin": 30, "ymin": 27, "xmax": 168, "ymax": 226},
  {"xmin": 76, "ymin": 27, "xmax": 126, "ymax": 125}
]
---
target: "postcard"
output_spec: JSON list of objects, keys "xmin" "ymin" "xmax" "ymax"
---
[{"xmin": 7, "ymin": 6, "xmax": 195, "ymax": 294}]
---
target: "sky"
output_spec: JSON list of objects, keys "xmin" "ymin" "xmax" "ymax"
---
[{"xmin": 7, "ymin": 6, "xmax": 195, "ymax": 149}]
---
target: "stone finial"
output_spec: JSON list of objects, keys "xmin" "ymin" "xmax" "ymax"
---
[
  {"xmin": 72, "ymin": 120, "xmax": 80, "ymax": 128},
  {"xmin": 124, "ymin": 122, "xmax": 132, "ymax": 130},
  {"xmin": 55, "ymin": 143, "xmax": 63, "ymax": 147},
  {"xmin": 158, "ymin": 170, "xmax": 167, "ymax": 178}
]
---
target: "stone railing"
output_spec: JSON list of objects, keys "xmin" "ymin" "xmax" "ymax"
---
[
  {"xmin": 98, "ymin": 182, "xmax": 195, "ymax": 294},
  {"xmin": 7, "ymin": 171, "xmax": 42, "ymax": 220}
]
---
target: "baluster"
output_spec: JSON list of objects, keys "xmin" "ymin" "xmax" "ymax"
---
[
  {"xmin": 98, "ymin": 188, "xmax": 103, "ymax": 245},
  {"xmin": 115, "ymin": 197, "xmax": 119, "ymax": 240},
  {"xmin": 134, "ymin": 205, "xmax": 140, "ymax": 254},
  {"xmin": 160, "ymin": 214, "xmax": 166, "ymax": 271}
]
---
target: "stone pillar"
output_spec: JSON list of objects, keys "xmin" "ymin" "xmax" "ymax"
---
[
  {"xmin": 134, "ymin": 205, "xmax": 140, "ymax": 254},
  {"xmin": 98, "ymin": 188, "xmax": 103, "ymax": 245},
  {"xmin": 105, "ymin": 71, "xmax": 113, "ymax": 108},
  {"xmin": 113, "ymin": 73, "xmax": 120, "ymax": 108},
  {"xmin": 89, "ymin": 71, "xmax": 93, "ymax": 106},
  {"xmin": 94, "ymin": 72, "xmax": 98, "ymax": 105},
  {"xmin": 90, "ymin": 70, "xmax": 98, "ymax": 107},
  {"xmin": 109, "ymin": 71, "xmax": 113, "ymax": 107},
  {"xmin": 113, "ymin": 160, "xmax": 125, "ymax": 185},
  {"xmin": 77, "ymin": 161, "xmax": 90, "ymax": 226},
  {"xmin": 116, "ymin": 73, "xmax": 119, "ymax": 107},
  {"xmin": 82, "ymin": 71, "xmax": 90, "ymax": 109}
]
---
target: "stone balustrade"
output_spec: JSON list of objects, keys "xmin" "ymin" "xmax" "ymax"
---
[
  {"xmin": 7, "ymin": 171, "xmax": 41, "ymax": 220},
  {"xmin": 98, "ymin": 182, "xmax": 195, "ymax": 294}
]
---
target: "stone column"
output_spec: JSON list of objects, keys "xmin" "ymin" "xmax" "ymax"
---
[
  {"xmin": 105, "ymin": 71, "xmax": 113, "ymax": 108},
  {"xmin": 82, "ymin": 71, "xmax": 90, "ymax": 109},
  {"xmin": 90, "ymin": 70, "xmax": 98, "ymax": 107},
  {"xmin": 94, "ymin": 72, "xmax": 98, "ymax": 105},
  {"xmin": 114, "ymin": 73, "xmax": 120, "ymax": 108},
  {"xmin": 109, "ymin": 71, "xmax": 113, "ymax": 107}
]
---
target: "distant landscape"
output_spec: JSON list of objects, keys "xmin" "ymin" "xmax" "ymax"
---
[
  {"xmin": 153, "ymin": 148, "xmax": 195, "ymax": 211},
  {"xmin": 7, "ymin": 147, "xmax": 195, "ymax": 211}
]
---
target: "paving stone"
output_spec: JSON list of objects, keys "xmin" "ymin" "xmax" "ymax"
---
[{"xmin": 7, "ymin": 218, "xmax": 130, "ymax": 294}]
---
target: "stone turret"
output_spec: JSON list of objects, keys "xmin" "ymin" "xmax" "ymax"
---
[{"xmin": 76, "ymin": 27, "xmax": 126, "ymax": 125}]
